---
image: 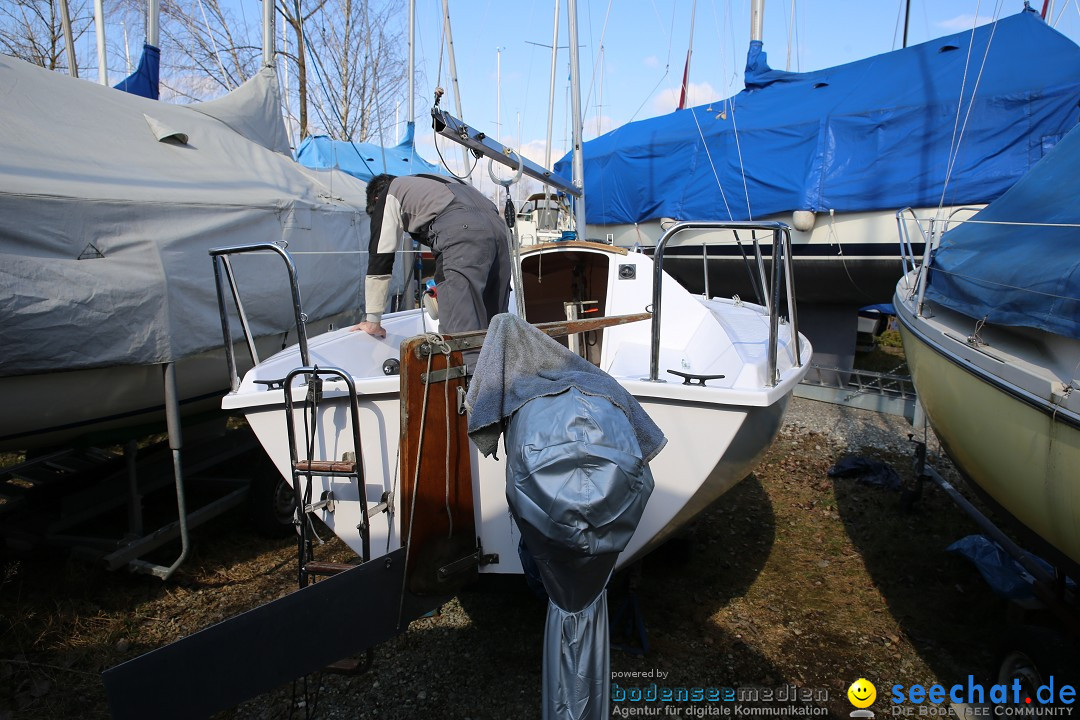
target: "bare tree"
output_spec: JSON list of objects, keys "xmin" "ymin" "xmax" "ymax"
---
[
  {"xmin": 4, "ymin": 0, "xmax": 410, "ymax": 147},
  {"xmin": 135, "ymin": 0, "xmax": 261, "ymax": 101},
  {"xmin": 275, "ymin": 0, "xmax": 329, "ymax": 140},
  {"xmin": 304, "ymin": 0, "xmax": 406, "ymax": 142},
  {"xmin": 0, "ymin": 0, "xmax": 94, "ymax": 72},
  {"xmin": 139, "ymin": 0, "xmax": 407, "ymax": 143}
]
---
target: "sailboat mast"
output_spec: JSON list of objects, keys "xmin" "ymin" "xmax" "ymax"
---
[
  {"xmin": 566, "ymin": 0, "xmax": 586, "ymax": 237},
  {"xmin": 902, "ymin": 0, "xmax": 911, "ymax": 48},
  {"xmin": 407, "ymin": 0, "xmax": 415, "ymax": 130},
  {"xmin": 58, "ymin": 0, "xmax": 78, "ymax": 77},
  {"xmin": 262, "ymin": 0, "xmax": 275, "ymax": 67},
  {"xmin": 94, "ymin": 0, "xmax": 108, "ymax": 84},
  {"xmin": 544, "ymin": 0, "xmax": 560, "ymax": 175},
  {"xmin": 496, "ymin": 46, "xmax": 503, "ymax": 143},
  {"xmin": 441, "ymin": 0, "xmax": 470, "ymax": 173},
  {"xmin": 678, "ymin": 0, "xmax": 697, "ymax": 110},
  {"xmin": 147, "ymin": 0, "xmax": 160, "ymax": 48},
  {"xmin": 751, "ymin": 0, "xmax": 764, "ymax": 42}
]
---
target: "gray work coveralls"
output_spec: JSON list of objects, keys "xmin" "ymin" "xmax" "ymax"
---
[{"xmin": 365, "ymin": 174, "xmax": 511, "ymax": 334}]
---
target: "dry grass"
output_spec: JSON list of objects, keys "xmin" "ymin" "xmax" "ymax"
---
[{"xmin": 0, "ymin": 417, "xmax": 1014, "ymax": 719}]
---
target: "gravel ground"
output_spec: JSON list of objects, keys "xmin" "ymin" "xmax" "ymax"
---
[
  {"xmin": 784, "ymin": 395, "xmax": 939, "ymax": 457},
  {"xmin": 215, "ymin": 397, "xmax": 984, "ymax": 720},
  {"xmin": 2, "ymin": 396, "xmax": 1022, "ymax": 720}
]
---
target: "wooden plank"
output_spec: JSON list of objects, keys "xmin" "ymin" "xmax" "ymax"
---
[
  {"xmin": 440, "ymin": 312, "xmax": 651, "ymax": 353},
  {"xmin": 520, "ymin": 240, "xmax": 628, "ymax": 256},
  {"xmin": 294, "ymin": 460, "xmax": 356, "ymax": 474},
  {"xmin": 398, "ymin": 338, "xmax": 479, "ymax": 596}
]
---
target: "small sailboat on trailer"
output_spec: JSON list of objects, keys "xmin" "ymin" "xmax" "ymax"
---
[
  {"xmin": 216, "ymin": 230, "xmax": 809, "ymax": 575},
  {"xmin": 103, "ymin": 198, "xmax": 811, "ymax": 720}
]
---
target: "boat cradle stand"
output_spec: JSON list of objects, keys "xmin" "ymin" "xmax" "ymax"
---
[
  {"xmin": 905, "ymin": 437, "xmax": 1080, "ymax": 685},
  {"xmin": 1, "ymin": 366, "xmax": 257, "ymax": 580}
]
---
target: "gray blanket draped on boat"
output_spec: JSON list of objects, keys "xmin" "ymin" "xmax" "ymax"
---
[
  {"xmin": 464, "ymin": 314, "xmax": 663, "ymax": 720},
  {"xmin": 463, "ymin": 313, "xmax": 667, "ymax": 462}
]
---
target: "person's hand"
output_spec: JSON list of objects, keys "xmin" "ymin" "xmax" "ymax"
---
[{"xmin": 349, "ymin": 321, "xmax": 387, "ymax": 338}]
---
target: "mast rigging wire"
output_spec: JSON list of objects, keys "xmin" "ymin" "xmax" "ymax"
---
[
  {"xmin": 291, "ymin": 0, "xmax": 377, "ymax": 179},
  {"xmin": 937, "ymin": 0, "xmax": 1005, "ymax": 215}
]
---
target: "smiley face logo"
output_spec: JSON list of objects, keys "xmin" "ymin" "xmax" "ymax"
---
[{"xmin": 847, "ymin": 678, "xmax": 876, "ymax": 708}]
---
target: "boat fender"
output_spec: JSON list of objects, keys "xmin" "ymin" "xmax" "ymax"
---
[{"xmin": 792, "ymin": 210, "xmax": 816, "ymax": 232}]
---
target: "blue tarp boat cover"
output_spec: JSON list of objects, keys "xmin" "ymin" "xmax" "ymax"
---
[
  {"xmin": 114, "ymin": 43, "xmax": 160, "ymax": 100},
  {"xmin": 296, "ymin": 123, "xmax": 445, "ymax": 181},
  {"xmin": 947, "ymin": 535, "xmax": 1053, "ymax": 601},
  {"xmin": 925, "ymin": 121, "xmax": 1080, "ymax": 340},
  {"xmin": 554, "ymin": 9, "xmax": 1080, "ymax": 225}
]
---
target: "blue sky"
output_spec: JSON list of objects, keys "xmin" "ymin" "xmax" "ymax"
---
[
  {"xmin": 396, "ymin": 0, "xmax": 1080, "ymax": 182},
  {"xmin": 98, "ymin": 0, "xmax": 1080, "ymax": 186}
]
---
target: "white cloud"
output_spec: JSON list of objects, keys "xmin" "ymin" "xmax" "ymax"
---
[
  {"xmin": 937, "ymin": 14, "xmax": 993, "ymax": 31},
  {"xmin": 643, "ymin": 55, "xmax": 660, "ymax": 68},
  {"xmin": 519, "ymin": 139, "xmax": 553, "ymax": 167},
  {"xmin": 583, "ymin": 114, "xmax": 615, "ymax": 140},
  {"xmin": 651, "ymin": 81, "xmax": 719, "ymax": 117}
]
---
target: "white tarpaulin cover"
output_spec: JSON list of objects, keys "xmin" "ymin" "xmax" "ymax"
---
[{"xmin": 0, "ymin": 55, "xmax": 370, "ymax": 376}]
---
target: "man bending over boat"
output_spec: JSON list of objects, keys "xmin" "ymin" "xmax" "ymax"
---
[{"xmin": 352, "ymin": 173, "xmax": 511, "ymax": 338}]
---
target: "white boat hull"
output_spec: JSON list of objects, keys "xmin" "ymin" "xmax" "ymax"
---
[
  {"xmin": 240, "ymin": 373, "xmax": 792, "ymax": 572},
  {"xmin": 598, "ymin": 206, "xmax": 978, "ymax": 304},
  {"xmin": 226, "ymin": 244, "xmax": 811, "ymax": 573}
]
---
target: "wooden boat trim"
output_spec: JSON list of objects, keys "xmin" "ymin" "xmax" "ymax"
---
[
  {"xmin": 520, "ymin": 240, "xmax": 628, "ymax": 256},
  {"xmin": 418, "ymin": 312, "xmax": 652, "ymax": 357}
]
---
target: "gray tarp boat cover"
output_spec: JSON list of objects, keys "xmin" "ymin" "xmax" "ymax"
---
[
  {"xmin": 465, "ymin": 315, "xmax": 663, "ymax": 720},
  {"xmin": 0, "ymin": 55, "xmax": 371, "ymax": 376}
]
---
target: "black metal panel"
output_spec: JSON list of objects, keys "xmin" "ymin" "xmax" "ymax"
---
[{"xmin": 102, "ymin": 548, "xmax": 443, "ymax": 719}]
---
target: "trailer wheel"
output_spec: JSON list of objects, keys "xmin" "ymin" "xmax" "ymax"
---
[
  {"xmin": 248, "ymin": 467, "xmax": 296, "ymax": 538},
  {"xmin": 995, "ymin": 626, "xmax": 1076, "ymax": 705}
]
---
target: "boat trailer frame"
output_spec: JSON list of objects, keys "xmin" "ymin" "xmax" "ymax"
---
[{"xmin": 909, "ymin": 439, "xmax": 1080, "ymax": 638}]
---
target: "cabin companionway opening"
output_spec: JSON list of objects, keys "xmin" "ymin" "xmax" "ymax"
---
[{"xmin": 519, "ymin": 242, "xmax": 627, "ymax": 366}]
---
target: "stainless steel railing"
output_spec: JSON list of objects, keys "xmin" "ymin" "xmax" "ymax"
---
[
  {"xmin": 210, "ymin": 243, "xmax": 310, "ymax": 392},
  {"xmin": 649, "ymin": 220, "xmax": 802, "ymax": 387},
  {"xmin": 896, "ymin": 206, "xmax": 981, "ymax": 277}
]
